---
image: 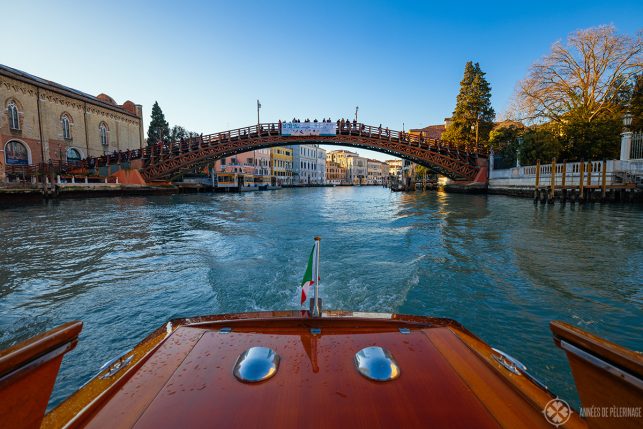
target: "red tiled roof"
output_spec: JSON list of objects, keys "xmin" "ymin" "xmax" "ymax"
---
[{"xmin": 409, "ymin": 124, "xmax": 446, "ymax": 140}]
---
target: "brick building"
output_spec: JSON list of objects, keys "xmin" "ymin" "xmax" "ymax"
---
[{"xmin": 0, "ymin": 64, "xmax": 144, "ymax": 182}]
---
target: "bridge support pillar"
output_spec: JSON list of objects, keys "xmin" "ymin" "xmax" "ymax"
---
[
  {"xmin": 443, "ymin": 157, "xmax": 489, "ymax": 194},
  {"xmin": 471, "ymin": 157, "xmax": 488, "ymax": 184}
]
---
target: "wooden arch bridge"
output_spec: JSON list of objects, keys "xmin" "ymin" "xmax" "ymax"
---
[{"xmin": 109, "ymin": 123, "xmax": 488, "ymax": 183}]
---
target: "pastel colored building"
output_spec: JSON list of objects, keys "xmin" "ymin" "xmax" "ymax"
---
[
  {"xmin": 327, "ymin": 149, "xmax": 367, "ymax": 185},
  {"xmin": 290, "ymin": 144, "xmax": 326, "ymax": 185},
  {"xmin": 271, "ymin": 146, "xmax": 293, "ymax": 185},
  {"xmin": 214, "ymin": 152, "xmax": 255, "ymax": 175},
  {"xmin": 213, "ymin": 148, "xmax": 271, "ymax": 184},
  {"xmin": 386, "ymin": 159, "xmax": 403, "ymax": 177},
  {"xmin": 326, "ymin": 161, "xmax": 346, "ymax": 185},
  {"xmin": 367, "ymin": 159, "xmax": 388, "ymax": 185},
  {"xmin": 254, "ymin": 148, "xmax": 271, "ymax": 183}
]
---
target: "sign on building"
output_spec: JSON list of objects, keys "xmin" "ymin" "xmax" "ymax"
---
[{"xmin": 281, "ymin": 122, "xmax": 335, "ymax": 137}]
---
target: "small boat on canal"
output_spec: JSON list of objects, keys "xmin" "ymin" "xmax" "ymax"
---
[{"xmin": 1, "ymin": 238, "xmax": 641, "ymax": 428}]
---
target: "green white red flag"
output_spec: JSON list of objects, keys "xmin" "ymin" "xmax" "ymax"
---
[{"xmin": 300, "ymin": 241, "xmax": 319, "ymax": 305}]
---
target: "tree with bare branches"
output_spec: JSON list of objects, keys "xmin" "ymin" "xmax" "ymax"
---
[
  {"xmin": 512, "ymin": 26, "xmax": 642, "ymax": 160},
  {"xmin": 631, "ymin": 74, "xmax": 643, "ymax": 130},
  {"xmin": 516, "ymin": 25, "xmax": 642, "ymax": 125}
]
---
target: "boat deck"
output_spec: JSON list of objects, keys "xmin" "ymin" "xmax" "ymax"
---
[{"xmin": 46, "ymin": 314, "xmax": 587, "ymax": 428}]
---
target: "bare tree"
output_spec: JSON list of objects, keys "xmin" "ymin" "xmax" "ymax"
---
[{"xmin": 515, "ymin": 26, "xmax": 642, "ymax": 124}]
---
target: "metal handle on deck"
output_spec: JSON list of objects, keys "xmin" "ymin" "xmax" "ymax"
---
[
  {"xmin": 491, "ymin": 348, "xmax": 551, "ymax": 393},
  {"xmin": 99, "ymin": 352, "xmax": 134, "ymax": 379}
]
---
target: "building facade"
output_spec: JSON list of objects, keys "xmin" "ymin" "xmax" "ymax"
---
[
  {"xmin": 271, "ymin": 146, "xmax": 293, "ymax": 185},
  {"xmin": 254, "ymin": 148, "xmax": 271, "ymax": 184},
  {"xmin": 290, "ymin": 144, "xmax": 326, "ymax": 185},
  {"xmin": 326, "ymin": 161, "xmax": 346, "ymax": 185},
  {"xmin": 214, "ymin": 152, "xmax": 255, "ymax": 175},
  {"xmin": 0, "ymin": 64, "xmax": 144, "ymax": 182},
  {"xmin": 327, "ymin": 149, "xmax": 368, "ymax": 185},
  {"xmin": 386, "ymin": 159, "xmax": 403, "ymax": 178},
  {"xmin": 367, "ymin": 159, "xmax": 388, "ymax": 185},
  {"xmin": 213, "ymin": 148, "xmax": 271, "ymax": 183}
]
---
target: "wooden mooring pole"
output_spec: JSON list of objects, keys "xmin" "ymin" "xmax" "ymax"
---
[
  {"xmin": 586, "ymin": 161, "xmax": 592, "ymax": 202},
  {"xmin": 534, "ymin": 159, "xmax": 540, "ymax": 203},
  {"xmin": 578, "ymin": 159, "xmax": 585, "ymax": 203},
  {"xmin": 561, "ymin": 160, "xmax": 567, "ymax": 203},
  {"xmin": 549, "ymin": 158, "xmax": 556, "ymax": 204},
  {"xmin": 601, "ymin": 159, "xmax": 607, "ymax": 202}
]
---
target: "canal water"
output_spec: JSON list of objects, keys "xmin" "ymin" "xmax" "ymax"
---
[{"xmin": 0, "ymin": 187, "xmax": 641, "ymax": 410}]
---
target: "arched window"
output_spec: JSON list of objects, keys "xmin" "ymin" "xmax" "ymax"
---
[
  {"xmin": 66, "ymin": 147, "xmax": 81, "ymax": 162},
  {"xmin": 62, "ymin": 114, "xmax": 71, "ymax": 140},
  {"xmin": 99, "ymin": 122, "xmax": 108, "ymax": 147},
  {"xmin": 5, "ymin": 140, "xmax": 29, "ymax": 165},
  {"xmin": 7, "ymin": 101, "xmax": 19, "ymax": 130}
]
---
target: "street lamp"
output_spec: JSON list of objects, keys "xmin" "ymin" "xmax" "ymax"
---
[
  {"xmin": 257, "ymin": 100, "xmax": 261, "ymax": 125},
  {"xmin": 623, "ymin": 111, "xmax": 633, "ymax": 130}
]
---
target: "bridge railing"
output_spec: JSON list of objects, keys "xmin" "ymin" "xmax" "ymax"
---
[
  {"xmin": 4, "ymin": 161, "xmax": 97, "ymax": 180},
  {"xmin": 81, "ymin": 122, "xmax": 487, "ymax": 170}
]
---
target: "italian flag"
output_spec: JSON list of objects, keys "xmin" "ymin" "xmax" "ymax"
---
[{"xmin": 300, "ymin": 242, "xmax": 319, "ymax": 305}]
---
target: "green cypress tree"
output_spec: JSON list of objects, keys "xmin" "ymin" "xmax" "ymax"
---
[
  {"xmin": 442, "ymin": 62, "xmax": 495, "ymax": 147},
  {"xmin": 147, "ymin": 101, "xmax": 170, "ymax": 145}
]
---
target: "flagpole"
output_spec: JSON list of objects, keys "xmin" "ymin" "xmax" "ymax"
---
[{"xmin": 313, "ymin": 236, "xmax": 321, "ymax": 317}]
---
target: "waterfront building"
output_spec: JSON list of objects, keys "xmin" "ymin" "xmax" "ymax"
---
[
  {"xmin": 0, "ymin": 64, "xmax": 144, "ymax": 182},
  {"xmin": 386, "ymin": 159, "xmax": 403, "ymax": 178},
  {"xmin": 327, "ymin": 149, "xmax": 367, "ymax": 185},
  {"xmin": 254, "ymin": 148, "xmax": 271, "ymax": 184},
  {"xmin": 213, "ymin": 149, "xmax": 271, "ymax": 184},
  {"xmin": 271, "ymin": 146, "xmax": 293, "ymax": 185},
  {"xmin": 367, "ymin": 159, "xmax": 388, "ymax": 185},
  {"xmin": 315, "ymin": 145, "xmax": 327, "ymax": 184},
  {"xmin": 386, "ymin": 158, "xmax": 416, "ymax": 188},
  {"xmin": 348, "ymin": 156, "xmax": 367, "ymax": 185},
  {"xmin": 290, "ymin": 144, "xmax": 326, "ymax": 185},
  {"xmin": 326, "ymin": 161, "xmax": 346, "ymax": 185},
  {"xmin": 214, "ymin": 152, "xmax": 255, "ymax": 175},
  {"xmin": 402, "ymin": 160, "xmax": 416, "ymax": 179}
]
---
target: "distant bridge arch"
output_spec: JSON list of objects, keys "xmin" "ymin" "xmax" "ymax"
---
[{"xmin": 139, "ymin": 123, "xmax": 487, "ymax": 182}]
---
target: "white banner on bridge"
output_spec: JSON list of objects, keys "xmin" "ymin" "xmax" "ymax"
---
[{"xmin": 281, "ymin": 122, "xmax": 336, "ymax": 137}]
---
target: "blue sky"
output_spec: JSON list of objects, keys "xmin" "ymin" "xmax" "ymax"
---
[{"xmin": 3, "ymin": 1, "xmax": 641, "ymax": 160}]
